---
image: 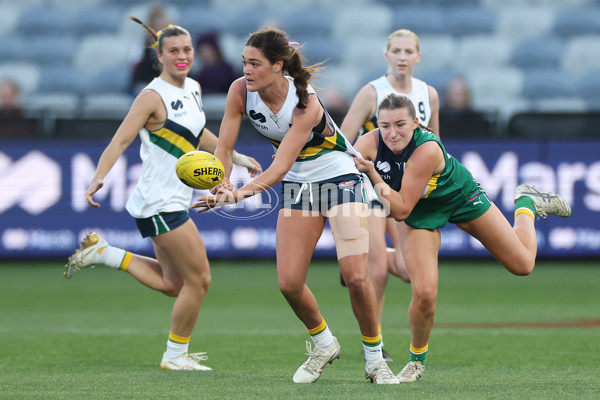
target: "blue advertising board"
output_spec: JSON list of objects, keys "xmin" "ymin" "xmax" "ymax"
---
[{"xmin": 0, "ymin": 139, "xmax": 598, "ymax": 259}]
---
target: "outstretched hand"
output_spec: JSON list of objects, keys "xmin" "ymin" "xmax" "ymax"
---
[
  {"xmin": 190, "ymin": 189, "xmax": 237, "ymax": 213},
  {"xmin": 85, "ymin": 180, "xmax": 104, "ymax": 208},
  {"xmin": 211, "ymin": 176, "xmax": 232, "ymax": 194}
]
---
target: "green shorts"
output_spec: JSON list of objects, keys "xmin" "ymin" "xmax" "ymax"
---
[
  {"xmin": 135, "ymin": 210, "xmax": 189, "ymax": 238},
  {"xmin": 405, "ymin": 180, "xmax": 491, "ymax": 230}
]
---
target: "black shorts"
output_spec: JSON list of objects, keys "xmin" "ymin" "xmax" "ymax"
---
[
  {"xmin": 135, "ymin": 210, "xmax": 189, "ymax": 238},
  {"xmin": 280, "ymin": 173, "xmax": 367, "ymax": 213}
]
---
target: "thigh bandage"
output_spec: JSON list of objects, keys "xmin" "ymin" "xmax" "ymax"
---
[{"xmin": 327, "ymin": 203, "xmax": 369, "ymax": 260}]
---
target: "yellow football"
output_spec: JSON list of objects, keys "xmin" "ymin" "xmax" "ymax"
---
[{"xmin": 175, "ymin": 151, "xmax": 225, "ymax": 190}]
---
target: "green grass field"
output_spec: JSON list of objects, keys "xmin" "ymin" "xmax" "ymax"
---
[{"xmin": 0, "ymin": 259, "xmax": 598, "ymax": 399}]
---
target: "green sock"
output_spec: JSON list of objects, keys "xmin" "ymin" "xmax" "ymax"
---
[
  {"xmin": 515, "ymin": 196, "xmax": 536, "ymax": 216},
  {"xmin": 409, "ymin": 349, "xmax": 428, "ymax": 365}
]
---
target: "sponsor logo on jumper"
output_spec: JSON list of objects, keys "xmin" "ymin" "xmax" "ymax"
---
[
  {"xmin": 376, "ymin": 161, "xmax": 391, "ymax": 173},
  {"xmin": 249, "ymin": 110, "xmax": 266, "ymax": 123},
  {"xmin": 171, "ymin": 100, "xmax": 183, "ymax": 110}
]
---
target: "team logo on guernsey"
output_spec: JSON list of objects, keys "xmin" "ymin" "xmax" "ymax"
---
[
  {"xmin": 249, "ymin": 110, "xmax": 266, "ymax": 123},
  {"xmin": 171, "ymin": 100, "xmax": 183, "ymax": 110},
  {"xmin": 376, "ymin": 161, "xmax": 391, "ymax": 173}
]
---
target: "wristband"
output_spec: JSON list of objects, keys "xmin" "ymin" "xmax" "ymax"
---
[{"xmin": 232, "ymin": 151, "xmax": 256, "ymax": 169}]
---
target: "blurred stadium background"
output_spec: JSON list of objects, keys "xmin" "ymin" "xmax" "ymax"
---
[
  {"xmin": 1, "ymin": 0, "xmax": 599, "ymax": 260},
  {"xmin": 1, "ymin": 3, "xmax": 599, "ymax": 397}
]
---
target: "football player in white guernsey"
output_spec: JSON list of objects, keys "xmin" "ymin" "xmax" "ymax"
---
[
  {"xmin": 64, "ymin": 18, "xmax": 261, "ymax": 371},
  {"xmin": 192, "ymin": 27, "xmax": 398, "ymax": 384},
  {"xmin": 339, "ymin": 29, "xmax": 441, "ymax": 362}
]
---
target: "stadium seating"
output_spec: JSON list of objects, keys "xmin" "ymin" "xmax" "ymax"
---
[
  {"xmin": 575, "ymin": 70, "xmax": 600, "ymax": 109},
  {"xmin": 17, "ymin": 4, "xmax": 78, "ymax": 35},
  {"xmin": 468, "ymin": 67, "xmax": 524, "ymax": 107},
  {"xmin": 0, "ymin": 0, "xmax": 598, "ymax": 135},
  {"xmin": 553, "ymin": 8, "xmax": 600, "ymax": 36},
  {"xmin": 81, "ymin": 93, "xmax": 134, "ymax": 118},
  {"xmin": 294, "ymin": 35, "xmax": 344, "ymax": 65},
  {"xmin": 37, "ymin": 65, "xmax": 86, "ymax": 95},
  {"xmin": 177, "ymin": 6, "xmax": 230, "ymax": 38},
  {"xmin": 417, "ymin": 35, "xmax": 457, "ymax": 73},
  {"xmin": 331, "ymin": 5, "xmax": 392, "ymax": 40},
  {"xmin": 342, "ymin": 36, "xmax": 389, "ymax": 79},
  {"xmin": 453, "ymin": 35, "xmax": 513, "ymax": 71},
  {"xmin": 71, "ymin": 4, "xmax": 125, "ymax": 35},
  {"xmin": 25, "ymin": 34, "xmax": 80, "ymax": 66},
  {"xmin": 521, "ymin": 69, "xmax": 576, "ymax": 100},
  {"xmin": 510, "ymin": 37, "xmax": 564, "ymax": 70},
  {"xmin": 445, "ymin": 7, "xmax": 496, "ymax": 36},
  {"xmin": 0, "ymin": 62, "xmax": 40, "ymax": 95},
  {"xmin": 563, "ymin": 36, "xmax": 600, "ymax": 73},
  {"xmin": 82, "ymin": 67, "xmax": 131, "ymax": 95},
  {"xmin": 278, "ymin": 6, "xmax": 334, "ymax": 38},
  {"xmin": 316, "ymin": 65, "xmax": 364, "ymax": 101},
  {"xmin": 495, "ymin": 7, "xmax": 555, "ymax": 40},
  {"xmin": 0, "ymin": 34, "xmax": 28, "ymax": 63},
  {"xmin": 73, "ymin": 33, "xmax": 137, "ymax": 75},
  {"xmin": 0, "ymin": 4, "xmax": 20, "ymax": 35},
  {"xmin": 23, "ymin": 92, "xmax": 80, "ymax": 118},
  {"xmin": 391, "ymin": 7, "xmax": 447, "ymax": 36}
]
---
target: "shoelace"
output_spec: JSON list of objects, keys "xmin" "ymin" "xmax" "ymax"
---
[
  {"xmin": 301, "ymin": 341, "xmax": 325, "ymax": 375},
  {"xmin": 373, "ymin": 361, "xmax": 396, "ymax": 381},
  {"xmin": 188, "ymin": 352, "xmax": 208, "ymax": 362},
  {"xmin": 376, "ymin": 361, "xmax": 396, "ymax": 379},
  {"xmin": 398, "ymin": 362, "xmax": 419, "ymax": 378}
]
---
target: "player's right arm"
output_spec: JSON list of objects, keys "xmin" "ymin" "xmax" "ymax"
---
[
  {"xmin": 85, "ymin": 90, "xmax": 160, "ymax": 207},
  {"xmin": 215, "ymin": 78, "xmax": 246, "ymax": 180},
  {"xmin": 352, "ymin": 129, "xmax": 379, "ymax": 162},
  {"xmin": 340, "ymin": 84, "xmax": 377, "ymax": 143}
]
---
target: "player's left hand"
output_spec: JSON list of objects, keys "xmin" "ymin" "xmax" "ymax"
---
[{"xmin": 191, "ymin": 189, "xmax": 237, "ymax": 213}]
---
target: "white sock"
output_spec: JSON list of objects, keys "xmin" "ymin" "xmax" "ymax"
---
[
  {"xmin": 364, "ymin": 342, "xmax": 383, "ymax": 362},
  {"xmin": 311, "ymin": 326, "xmax": 335, "ymax": 351},
  {"xmin": 164, "ymin": 340, "xmax": 189, "ymax": 360},
  {"xmin": 96, "ymin": 245, "xmax": 127, "ymax": 269}
]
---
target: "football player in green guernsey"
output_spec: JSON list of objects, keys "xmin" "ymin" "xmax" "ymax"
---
[
  {"xmin": 339, "ymin": 29, "xmax": 440, "ymax": 362},
  {"xmin": 354, "ymin": 93, "xmax": 571, "ymax": 382}
]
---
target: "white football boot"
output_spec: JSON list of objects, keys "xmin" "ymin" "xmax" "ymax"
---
[
  {"xmin": 365, "ymin": 359, "xmax": 399, "ymax": 384},
  {"xmin": 292, "ymin": 337, "xmax": 341, "ymax": 383},
  {"xmin": 396, "ymin": 361, "xmax": 425, "ymax": 382},
  {"xmin": 514, "ymin": 184, "xmax": 572, "ymax": 218},
  {"xmin": 64, "ymin": 232, "xmax": 108, "ymax": 279},
  {"xmin": 160, "ymin": 352, "xmax": 212, "ymax": 371}
]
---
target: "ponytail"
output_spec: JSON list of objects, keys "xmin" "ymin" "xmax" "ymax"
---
[
  {"xmin": 246, "ymin": 27, "xmax": 324, "ymax": 109},
  {"xmin": 129, "ymin": 16, "xmax": 190, "ymax": 53}
]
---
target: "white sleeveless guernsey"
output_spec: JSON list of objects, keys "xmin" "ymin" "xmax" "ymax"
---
[
  {"xmin": 369, "ymin": 75, "xmax": 431, "ymax": 126},
  {"xmin": 245, "ymin": 76, "xmax": 359, "ymax": 183},
  {"xmin": 126, "ymin": 77, "xmax": 206, "ymax": 218}
]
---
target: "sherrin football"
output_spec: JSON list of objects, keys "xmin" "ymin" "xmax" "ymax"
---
[{"xmin": 175, "ymin": 151, "xmax": 225, "ymax": 190}]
